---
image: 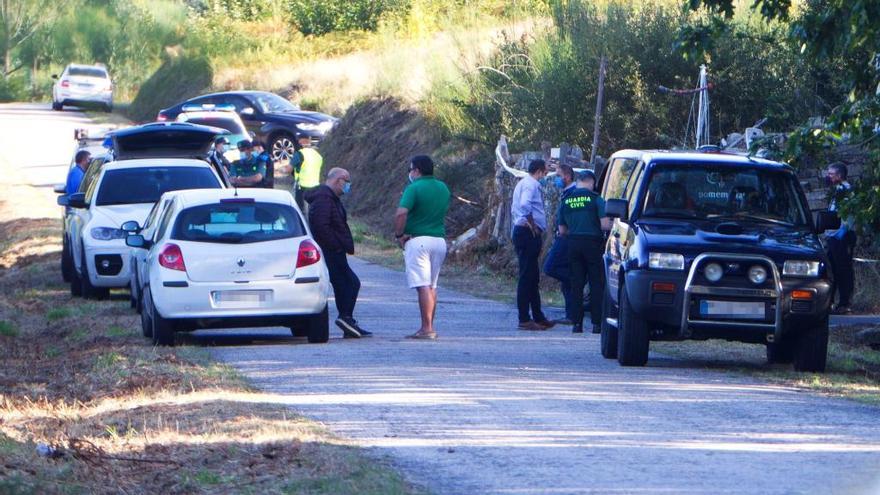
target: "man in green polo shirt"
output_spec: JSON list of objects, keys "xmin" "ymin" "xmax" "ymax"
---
[
  {"xmin": 393, "ymin": 155, "xmax": 451, "ymax": 340},
  {"xmin": 229, "ymin": 140, "xmax": 266, "ymax": 188}
]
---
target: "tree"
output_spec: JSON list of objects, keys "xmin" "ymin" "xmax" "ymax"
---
[
  {"xmin": 682, "ymin": 0, "xmax": 880, "ymax": 236},
  {"xmin": 0, "ymin": 0, "xmax": 68, "ymax": 78}
]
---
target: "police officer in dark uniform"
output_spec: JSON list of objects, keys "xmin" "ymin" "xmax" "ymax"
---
[
  {"xmin": 544, "ymin": 163, "xmax": 578, "ymax": 326},
  {"xmin": 229, "ymin": 140, "xmax": 266, "ymax": 188},
  {"xmin": 253, "ymin": 140, "xmax": 275, "ymax": 188},
  {"xmin": 558, "ymin": 169, "xmax": 611, "ymax": 334},
  {"xmin": 208, "ymin": 136, "xmax": 231, "ymax": 173}
]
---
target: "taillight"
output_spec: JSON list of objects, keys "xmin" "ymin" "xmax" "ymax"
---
[
  {"xmin": 296, "ymin": 240, "xmax": 321, "ymax": 268},
  {"xmin": 158, "ymin": 243, "xmax": 186, "ymax": 271},
  {"xmin": 156, "ymin": 113, "xmax": 167, "ymax": 122},
  {"xmin": 60, "ymin": 80, "xmax": 70, "ymax": 88}
]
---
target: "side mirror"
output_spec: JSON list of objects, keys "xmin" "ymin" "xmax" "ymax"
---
[
  {"xmin": 121, "ymin": 220, "xmax": 141, "ymax": 233},
  {"xmin": 816, "ymin": 211, "xmax": 841, "ymax": 232},
  {"xmin": 53, "ymin": 184, "xmax": 66, "ymax": 194},
  {"xmin": 67, "ymin": 192, "xmax": 88, "ymax": 209},
  {"xmin": 605, "ymin": 198, "xmax": 629, "ymax": 219},
  {"xmin": 240, "ymin": 107, "xmax": 255, "ymax": 118},
  {"xmin": 126, "ymin": 235, "xmax": 147, "ymax": 248},
  {"xmin": 57, "ymin": 195, "xmax": 69, "ymax": 206}
]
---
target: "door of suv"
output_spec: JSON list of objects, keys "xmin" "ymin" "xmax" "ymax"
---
[{"xmin": 601, "ymin": 158, "xmax": 643, "ymax": 305}]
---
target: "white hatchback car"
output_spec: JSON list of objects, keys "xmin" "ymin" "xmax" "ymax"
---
[
  {"xmin": 52, "ymin": 64, "xmax": 113, "ymax": 112},
  {"xmin": 124, "ymin": 189, "xmax": 330, "ymax": 346}
]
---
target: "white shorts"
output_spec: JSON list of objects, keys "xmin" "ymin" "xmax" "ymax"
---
[{"xmin": 404, "ymin": 236, "xmax": 447, "ymax": 289}]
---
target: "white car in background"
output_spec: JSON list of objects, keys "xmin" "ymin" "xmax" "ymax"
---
[
  {"xmin": 176, "ymin": 105, "xmax": 250, "ymax": 162},
  {"xmin": 58, "ymin": 123, "xmax": 227, "ymax": 299},
  {"xmin": 124, "ymin": 188, "xmax": 330, "ymax": 346},
  {"xmin": 52, "ymin": 64, "xmax": 113, "ymax": 112}
]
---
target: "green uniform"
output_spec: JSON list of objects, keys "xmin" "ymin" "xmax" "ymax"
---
[
  {"xmin": 230, "ymin": 155, "xmax": 266, "ymax": 185},
  {"xmin": 399, "ymin": 176, "xmax": 450, "ymax": 238},
  {"xmin": 558, "ymin": 187, "xmax": 606, "ymax": 238}
]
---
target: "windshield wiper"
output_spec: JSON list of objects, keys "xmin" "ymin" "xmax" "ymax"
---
[{"xmin": 708, "ymin": 213, "xmax": 794, "ymax": 226}]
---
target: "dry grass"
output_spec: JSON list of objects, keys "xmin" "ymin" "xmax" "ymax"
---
[{"xmin": 0, "ymin": 196, "xmax": 421, "ymax": 493}]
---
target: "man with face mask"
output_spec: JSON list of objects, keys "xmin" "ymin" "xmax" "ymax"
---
[
  {"xmin": 511, "ymin": 159, "xmax": 555, "ymax": 331},
  {"xmin": 543, "ymin": 163, "xmax": 578, "ymax": 327},
  {"xmin": 306, "ymin": 167, "xmax": 371, "ymax": 338},
  {"xmin": 824, "ymin": 163, "xmax": 857, "ymax": 314}
]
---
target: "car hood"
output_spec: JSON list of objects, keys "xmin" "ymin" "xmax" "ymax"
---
[
  {"xmin": 112, "ymin": 123, "xmax": 224, "ymax": 160},
  {"xmin": 91, "ymin": 204, "xmax": 153, "ymax": 228},
  {"xmin": 266, "ymin": 110, "xmax": 337, "ymax": 124},
  {"xmin": 638, "ymin": 219, "xmax": 824, "ymax": 260}
]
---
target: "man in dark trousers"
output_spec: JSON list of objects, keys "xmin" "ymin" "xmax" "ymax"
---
[
  {"xmin": 558, "ymin": 170, "xmax": 611, "ymax": 334},
  {"xmin": 305, "ymin": 167, "xmax": 372, "ymax": 338},
  {"xmin": 544, "ymin": 163, "xmax": 578, "ymax": 326},
  {"xmin": 824, "ymin": 162, "xmax": 857, "ymax": 314}
]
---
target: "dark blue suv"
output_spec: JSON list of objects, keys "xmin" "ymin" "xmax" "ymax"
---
[{"xmin": 597, "ymin": 150, "xmax": 839, "ymax": 372}]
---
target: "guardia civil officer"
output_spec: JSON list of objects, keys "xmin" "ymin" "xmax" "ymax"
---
[
  {"xmin": 557, "ymin": 169, "xmax": 611, "ymax": 334},
  {"xmin": 229, "ymin": 140, "xmax": 265, "ymax": 188}
]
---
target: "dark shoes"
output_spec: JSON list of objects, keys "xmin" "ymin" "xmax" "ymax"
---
[
  {"xmin": 592, "ymin": 324, "xmax": 601, "ymax": 334},
  {"xmin": 336, "ymin": 317, "xmax": 372, "ymax": 338},
  {"xmin": 831, "ymin": 304, "xmax": 852, "ymax": 315},
  {"xmin": 554, "ymin": 318, "xmax": 574, "ymax": 325},
  {"xmin": 572, "ymin": 325, "xmax": 583, "ymax": 334},
  {"xmin": 518, "ymin": 321, "xmax": 546, "ymax": 331}
]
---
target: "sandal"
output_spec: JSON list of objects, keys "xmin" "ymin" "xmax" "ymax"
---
[{"xmin": 406, "ymin": 331, "xmax": 437, "ymax": 340}]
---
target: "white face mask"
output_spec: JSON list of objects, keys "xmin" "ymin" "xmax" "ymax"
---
[{"xmin": 408, "ymin": 170, "xmax": 416, "ymax": 183}]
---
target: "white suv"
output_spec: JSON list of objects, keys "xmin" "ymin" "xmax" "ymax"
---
[
  {"xmin": 52, "ymin": 64, "xmax": 113, "ymax": 112},
  {"xmin": 124, "ymin": 189, "xmax": 330, "ymax": 346},
  {"xmin": 58, "ymin": 123, "xmax": 227, "ymax": 299}
]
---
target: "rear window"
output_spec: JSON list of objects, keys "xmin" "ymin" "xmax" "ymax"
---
[
  {"xmin": 96, "ymin": 167, "xmax": 220, "ymax": 206},
  {"xmin": 172, "ymin": 202, "xmax": 305, "ymax": 244},
  {"xmin": 182, "ymin": 117, "xmax": 242, "ymax": 134},
  {"xmin": 68, "ymin": 67, "xmax": 108, "ymax": 78}
]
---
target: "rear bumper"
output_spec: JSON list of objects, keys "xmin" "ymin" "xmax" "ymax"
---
[
  {"xmin": 56, "ymin": 90, "xmax": 112, "ymax": 106},
  {"xmin": 624, "ymin": 268, "xmax": 831, "ymax": 342},
  {"xmin": 152, "ymin": 276, "xmax": 330, "ymax": 319}
]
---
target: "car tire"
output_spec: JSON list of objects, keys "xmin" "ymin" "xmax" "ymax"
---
[
  {"xmin": 306, "ymin": 305, "xmax": 330, "ymax": 344},
  {"xmin": 617, "ymin": 281, "xmax": 650, "ymax": 367},
  {"xmin": 69, "ymin": 251, "xmax": 83, "ymax": 297},
  {"xmin": 270, "ymin": 133, "xmax": 296, "ymax": 164},
  {"xmin": 79, "ymin": 247, "xmax": 109, "ymax": 300},
  {"xmin": 104, "ymin": 103, "xmax": 113, "ymax": 113},
  {"xmin": 766, "ymin": 338, "xmax": 795, "ymax": 364},
  {"xmin": 52, "ymin": 100, "xmax": 62, "ymax": 111},
  {"xmin": 793, "ymin": 316, "xmax": 829, "ymax": 372},
  {"xmin": 600, "ymin": 288, "xmax": 618, "ymax": 359},
  {"xmin": 140, "ymin": 291, "xmax": 153, "ymax": 338},
  {"xmin": 287, "ymin": 323, "xmax": 309, "ymax": 338},
  {"xmin": 61, "ymin": 237, "xmax": 73, "ymax": 283},
  {"xmin": 148, "ymin": 289, "xmax": 175, "ymax": 346}
]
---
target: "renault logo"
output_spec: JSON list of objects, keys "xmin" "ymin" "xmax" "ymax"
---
[{"xmin": 237, "ymin": 258, "xmax": 246, "ymax": 267}]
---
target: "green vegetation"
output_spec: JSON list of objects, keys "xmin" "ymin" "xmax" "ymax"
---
[
  {"xmin": 45, "ymin": 308, "xmax": 72, "ymax": 322},
  {"xmin": 0, "ymin": 320, "xmax": 18, "ymax": 337}
]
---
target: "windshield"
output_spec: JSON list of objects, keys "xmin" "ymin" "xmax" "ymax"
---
[
  {"xmin": 251, "ymin": 93, "xmax": 299, "ymax": 113},
  {"xmin": 96, "ymin": 167, "xmax": 221, "ymax": 206},
  {"xmin": 172, "ymin": 202, "xmax": 305, "ymax": 244},
  {"xmin": 68, "ymin": 67, "xmax": 107, "ymax": 78},
  {"xmin": 640, "ymin": 163, "xmax": 808, "ymax": 226}
]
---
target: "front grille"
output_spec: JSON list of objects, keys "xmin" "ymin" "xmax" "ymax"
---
[{"xmin": 94, "ymin": 254, "xmax": 123, "ymax": 276}]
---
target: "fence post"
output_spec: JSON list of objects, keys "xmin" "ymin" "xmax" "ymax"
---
[{"xmin": 589, "ymin": 56, "xmax": 607, "ymax": 167}]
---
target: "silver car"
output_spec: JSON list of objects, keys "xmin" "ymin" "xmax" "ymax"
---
[{"xmin": 52, "ymin": 64, "xmax": 113, "ymax": 112}]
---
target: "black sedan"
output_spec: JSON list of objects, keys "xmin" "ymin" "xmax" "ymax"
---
[{"xmin": 157, "ymin": 91, "xmax": 337, "ymax": 162}]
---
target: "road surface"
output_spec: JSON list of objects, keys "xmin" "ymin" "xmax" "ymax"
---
[{"xmin": 6, "ymin": 102, "xmax": 880, "ymax": 495}]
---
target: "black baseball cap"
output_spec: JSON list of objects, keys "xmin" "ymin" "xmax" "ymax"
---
[
  {"xmin": 237, "ymin": 140, "xmax": 254, "ymax": 150},
  {"xmin": 214, "ymin": 136, "xmax": 229, "ymax": 145}
]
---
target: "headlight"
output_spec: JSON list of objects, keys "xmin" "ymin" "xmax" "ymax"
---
[
  {"xmin": 783, "ymin": 260, "xmax": 820, "ymax": 277},
  {"xmin": 297, "ymin": 122, "xmax": 333, "ymax": 132},
  {"xmin": 649, "ymin": 252, "xmax": 685, "ymax": 270},
  {"xmin": 91, "ymin": 227, "xmax": 126, "ymax": 241},
  {"xmin": 748, "ymin": 265, "xmax": 768, "ymax": 284},
  {"xmin": 704, "ymin": 262, "xmax": 723, "ymax": 282}
]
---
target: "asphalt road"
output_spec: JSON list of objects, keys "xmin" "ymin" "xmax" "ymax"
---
[{"xmin": 8, "ymin": 102, "xmax": 880, "ymax": 495}]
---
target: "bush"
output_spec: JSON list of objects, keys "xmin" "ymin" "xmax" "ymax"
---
[
  {"xmin": 0, "ymin": 77, "xmax": 27, "ymax": 103},
  {"xmin": 127, "ymin": 55, "xmax": 214, "ymax": 122},
  {"xmin": 287, "ymin": 0, "xmax": 408, "ymax": 36}
]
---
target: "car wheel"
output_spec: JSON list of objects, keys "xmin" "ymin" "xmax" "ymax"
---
[
  {"xmin": 617, "ymin": 281, "xmax": 650, "ymax": 367},
  {"xmin": 104, "ymin": 103, "xmax": 113, "ymax": 113},
  {"xmin": 52, "ymin": 100, "xmax": 62, "ymax": 111},
  {"xmin": 600, "ymin": 287, "xmax": 618, "ymax": 359},
  {"xmin": 270, "ymin": 133, "xmax": 296, "ymax": 163},
  {"xmin": 148, "ymin": 288, "xmax": 175, "ymax": 346},
  {"xmin": 287, "ymin": 322, "xmax": 309, "ymax": 338},
  {"xmin": 61, "ymin": 237, "xmax": 73, "ymax": 283},
  {"xmin": 69, "ymin": 252, "xmax": 83, "ymax": 297},
  {"xmin": 793, "ymin": 316, "xmax": 829, "ymax": 372},
  {"xmin": 79, "ymin": 247, "xmax": 109, "ymax": 300},
  {"xmin": 140, "ymin": 291, "xmax": 153, "ymax": 338},
  {"xmin": 766, "ymin": 338, "xmax": 795, "ymax": 364},
  {"xmin": 306, "ymin": 305, "xmax": 330, "ymax": 344}
]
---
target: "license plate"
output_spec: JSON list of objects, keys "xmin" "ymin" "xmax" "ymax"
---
[
  {"xmin": 700, "ymin": 300, "xmax": 765, "ymax": 320},
  {"xmin": 212, "ymin": 290, "xmax": 271, "ymax": 306}
]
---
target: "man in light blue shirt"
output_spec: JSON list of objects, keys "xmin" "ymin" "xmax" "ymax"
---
[
  {"xmin": 510, "ymin": 159, "xmax": 554, "ymax": 330},
  {"xmin": 65, "ymin": 150, "xmax": 91, "ymax": 194}
]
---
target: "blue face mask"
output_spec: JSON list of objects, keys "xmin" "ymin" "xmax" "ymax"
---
[
  {"xmin": 553, "ymin": 176, "xmax": 565, "ymax": 190},
  {"xmin": 342, "ymin": 182, "xmax": 351, "ymax": 195}
]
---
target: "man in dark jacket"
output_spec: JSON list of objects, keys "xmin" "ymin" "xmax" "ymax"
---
[{"xmin": 305, "ymin": 167, "xmax": 371, "ymax": 338}]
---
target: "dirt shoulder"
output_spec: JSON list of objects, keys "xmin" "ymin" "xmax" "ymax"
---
[{"xmin": 0, "ymin": 135, "xmax": 421, "ymax": 494}]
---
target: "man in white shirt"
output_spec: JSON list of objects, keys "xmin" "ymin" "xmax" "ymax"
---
[{"xmin": 511, "ymin": 159, "xmax": 554, "ymax": 331}]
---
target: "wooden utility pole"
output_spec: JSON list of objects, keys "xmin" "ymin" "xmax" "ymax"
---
[{"xmin": 589, "ymin": 56, "xmax": 607, "ymax": 166}]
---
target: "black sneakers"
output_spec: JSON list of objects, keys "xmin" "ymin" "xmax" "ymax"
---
[{"xmin": 335, "ymin": 317, "xmax": 372, "ymax": 338}]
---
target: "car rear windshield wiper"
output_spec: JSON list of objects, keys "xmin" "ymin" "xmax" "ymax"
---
[{"xmin": 708, "ymin": 213, "xmax": 795, "ymax": 226}]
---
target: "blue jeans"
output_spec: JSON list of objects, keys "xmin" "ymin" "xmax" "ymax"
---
[
  {"xmin": 513, "ymin": 226, "xmax": 547, "ymax": 323},
  {"xmin": 544, "ymin": 236, "xmax": 575, "ymax": 320}
]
